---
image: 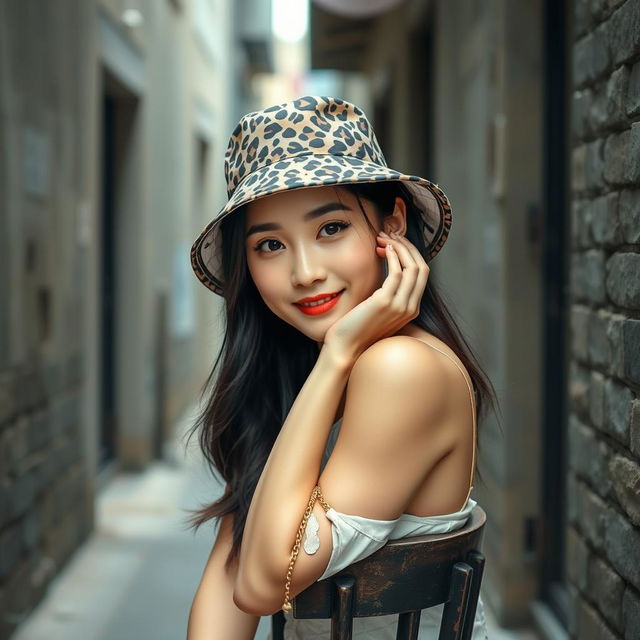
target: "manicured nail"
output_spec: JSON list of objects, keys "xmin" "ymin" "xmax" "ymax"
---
[
  {"xmin": 379, "ymin": 230, "xmax": 389, "ymax": 237},
  {"xmin": 390, "ymin": 231, "xmax": 399, "ymax": 238}
]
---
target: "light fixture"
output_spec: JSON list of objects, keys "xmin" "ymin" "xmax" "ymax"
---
[{"xmin": 121, "ymin": 8, "xmax": 144, "ymax": 28}]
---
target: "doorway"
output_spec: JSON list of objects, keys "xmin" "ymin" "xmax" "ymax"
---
[{"xmin": 98, "ymin": 70, "xmax": 140, "ymax": 471}]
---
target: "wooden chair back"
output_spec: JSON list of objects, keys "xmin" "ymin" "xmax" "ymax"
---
[{"xmin": 271, "ymin": 504, "xmax": 486, "ymax": 640}]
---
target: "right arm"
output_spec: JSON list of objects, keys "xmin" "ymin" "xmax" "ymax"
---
[{"xmin": 187, "ymin": 511, "xmax": 260, "ymax": 640}]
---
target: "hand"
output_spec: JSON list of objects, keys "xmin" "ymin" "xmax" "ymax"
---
[{"xmin": 321, "ymin": 230, "xmax": 430, "ymax": 366}]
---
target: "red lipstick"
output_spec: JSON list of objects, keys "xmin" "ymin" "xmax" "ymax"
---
[{"xmin": 293, "ymin": 290, "xmax": 344, "ymax": 316}]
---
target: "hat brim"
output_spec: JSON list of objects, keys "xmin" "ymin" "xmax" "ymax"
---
[{"xmin": 191, "ymin": 153, "xmax": 452, "ymax": 296}]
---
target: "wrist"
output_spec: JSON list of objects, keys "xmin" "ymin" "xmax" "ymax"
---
[{"xmin": 317, "ymin": 343, "xmax": 357, "ymax": 375}]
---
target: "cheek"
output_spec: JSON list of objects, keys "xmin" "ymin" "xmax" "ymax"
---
[
  {"xmin": 247, "ymin": 259, "xmax": 283, "ymax": 305},
  {"xmin": 335, "ymin": 235, "xmax": 381, "ymax": 289}
]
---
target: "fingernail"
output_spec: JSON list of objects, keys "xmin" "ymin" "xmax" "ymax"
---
[
  {"xmin": 379, "ymin": 230, "xmax": 389, "ymax": 237},
  {"xmin": 390, "ymin": 231, "xmax": 398, "ymax": 238}
]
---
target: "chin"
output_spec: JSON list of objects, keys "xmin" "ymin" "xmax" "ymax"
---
[{"xmin": 281, "ymin": 311, "xmax": 340, "ymax": 343}]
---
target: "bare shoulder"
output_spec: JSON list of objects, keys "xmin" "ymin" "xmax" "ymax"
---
[
  {"xmin": 322, "ymin": 335, "xmax": 461, "ymax": 520},
  {"xmin": 347, "ymin": 336, "xmax": 452, "ymax": 416},
  {"xmin": 354, "ymin": 335, "xmax": 452, "ymax": 376}
]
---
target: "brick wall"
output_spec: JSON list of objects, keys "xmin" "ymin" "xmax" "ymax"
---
[
  {"xmin": 0, "ymin": 355, "xmax": 90, "ymax": 639},
  {"xmin": 568, "ymin": 0, "xmax": 640, "ymax": 638}
]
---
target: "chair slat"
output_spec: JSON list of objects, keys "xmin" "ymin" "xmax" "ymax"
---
[
  {"xmin": 332, "ymin": 575, "xmax": 355, "ymax": 640},
  {"xmin": 460, "ymin": 551, "xmax": 485, "ymax": 640},
  {"xmin": 396, "ymin": 610, "xmax": 422, "ymax": 640},
  {"xmin": 437, "ymin": 562, "xmax": 473, "ymax": 640}
]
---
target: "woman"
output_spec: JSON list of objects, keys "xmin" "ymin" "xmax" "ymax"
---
[{"xmin": 186, "ymin": 96, "xmax": 496, "ymax": 639}]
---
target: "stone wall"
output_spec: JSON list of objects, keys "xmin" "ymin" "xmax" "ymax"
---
[
  {"xmin": 0, "ymin": 357, "xmax": 88, "ymax": 639},
  {"xmin": 568, "ymin": 0, "xmax": 640, "ymax": 638},
  {"xmin": 0, "ymin": 2, "xmax": 93, "ymax": 636}
]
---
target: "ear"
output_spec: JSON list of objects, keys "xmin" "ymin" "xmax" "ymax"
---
[{"xmin": 382, "ymin": 196, "xmax": 408, "ymax": 236}]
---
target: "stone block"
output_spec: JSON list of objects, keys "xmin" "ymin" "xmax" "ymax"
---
[
  {"xmin": 606, "ymin": 252, "xmax": 640, "ymax": 308},
  {"xmin": 628, "ymin": 59, "xmax": 640, "ymax": 117},
  {"xmin": 608, "ymin": 64, "xmax": 630, "ymax": 123},
  {"xmin": 566, "ymin": 582, "xmax": 579, "ymax": 637},
  {"xmin": 576, "ymin": 597, "xmax": 617, "ymax": 640},
  {"xmin": 590, "ymin": 371, "xmax": 606, "ymax": 430},
  {"xmin": 609, "ymin": 454, "xmax": 640, "ymax": 526},
  {"xmin": 603, "ymin": 376, "xmax": 632, "ymax": 445},
  {"xmin": 622, "ymin": 318, "xmax": 640, "ymax": 384},
  {"xmin": 623, "ymin": 587, "xmax": 640, "ymax": 640},
  {"xmin": 604, "ymin": 129, "xmax": 630, "ymax": 185},
  {"xmin": 589, "ymin": 0, "xmax": 608, "ymax": 22},
  {"xmin": 573, "ymin": 88, "xmax": 593, "ymax": 139},
  {"xmin": 593, "ymin": 21, "xmax": 612, "ymax": 79},
  {"xmin": 591, "ymin": 66, "xmax": 630, "ymax": 131},
  {"xmin": 572, "ymin": 145, "xmax": 588, "ymax": 191},
  {"xmin": 605, "ymin": 508, "xmax": 640, "ymax": 584},
  {"xmin": 588, "ymin": 555, "xmax": 624, "ymax": 631},
  {"xmin": 568, "ymin": 473, "xmax": 582, "ymax": 524},
  {"xmin": 574, "ymin": 250, "xmax": 607, "ymax": 304},
  {"xmin": 625, "ymin": 121, "xmax": 640, "ymax": 182},
  {"xmin": 609, "ymin": 0, "xmax": 640, "ymax": 65},
  {"xmin": 567, "ymin": 526, "xmax": 589, "ymax": 591},
  {"xmin": 588, "ymin": 309, "xmax": 610, "ymax": 367},
  {"xmin": 631, "ymin": 399, "xmax": 640, "ymax": 456},
  {"xmin": 581, "ymin": 483, "xmax": 609, "ymax": 548},
  {"xmin": 574, "ymin": 34, "xmax": 594, "ymax": 88},
  {"xmin": 571, "ymin": 305, "xmax": 591, "ymax": 360},
  {"xmin": 619, "ymin": 189, "xmax": 640, "ymax": 243},
  {"xmin": 572, "ymin": 198, "xmax": 593, "ymax": 249},
  {"xmin": 591, "ymin": 192, "xmax": 621, "ymax": 247},
  {"xmin": 569, "ymin": 362, "xmax": 591, "ymax": 417},
  {"xmin": 586, "ymin": 139, "xmax": 605, "ymax": 190},
  {"xmin": 575, "ymin": 0, "xmax": 592, "ymax": 38},
  {"xmin": 569, "ymin": 415, "xmax": 595, "ymax": 478},
  {"xmin": 606, "ymin": 312, "xmax": 626, "ymax": 377}
]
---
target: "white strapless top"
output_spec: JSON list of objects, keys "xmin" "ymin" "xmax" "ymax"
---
[{"xmin": 275, "ymin": 493, "xmax": 488, "ymax": 640}]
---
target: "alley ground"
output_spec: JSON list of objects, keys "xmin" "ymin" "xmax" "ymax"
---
[{"xmin": 11, "ymin": 404, "xmax": 540, "ymax": 640}]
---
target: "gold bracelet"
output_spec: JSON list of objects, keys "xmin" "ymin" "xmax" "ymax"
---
[{"xmin": 282, "ymin": 485, "xmax": 331, "ymax": 612}]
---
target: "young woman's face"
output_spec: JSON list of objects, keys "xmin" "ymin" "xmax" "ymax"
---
[{"xmin": 245, "ymin": 186, "xmax": 385, "ymax": 344}]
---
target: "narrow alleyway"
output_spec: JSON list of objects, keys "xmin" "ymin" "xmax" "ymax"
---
[{"xmin": 11, "ymin": 404, "xmax": 539, "ymax": 640}]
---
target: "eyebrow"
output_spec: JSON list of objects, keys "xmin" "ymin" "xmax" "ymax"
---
[{"xmin": 245, "ymin": 202, "xmax": 353, "ymax": 238}]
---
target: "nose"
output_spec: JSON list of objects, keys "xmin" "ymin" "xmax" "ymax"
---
[{"xmin": 290, "ymin": 244, "xmax": 326, "ymax": 288}]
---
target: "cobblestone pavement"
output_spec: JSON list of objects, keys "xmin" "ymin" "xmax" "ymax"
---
[{"xmin": 11, "ymin": 404, "xmax": 540, "ymax": 640}]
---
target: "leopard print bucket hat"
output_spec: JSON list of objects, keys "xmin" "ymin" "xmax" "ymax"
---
[{"xmin": 191, "ymin": 95, "xmax": 452, "ymax": 296}]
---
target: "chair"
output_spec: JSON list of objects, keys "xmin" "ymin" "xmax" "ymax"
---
[{"xmin": 271, "ymin": 504, "xmax": 486, "ymax": 640}]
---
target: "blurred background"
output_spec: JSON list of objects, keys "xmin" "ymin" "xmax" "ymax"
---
[{"xmin": 1, "ymin": 0, "xmax": 639, "ymax": 638}]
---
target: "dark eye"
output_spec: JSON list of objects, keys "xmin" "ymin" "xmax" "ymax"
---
[
  {"xmin": 320, "ymin": 221, "xmax": 351, "ymax": 237},
  {"xmin": 255, "ymin": 238, "xmax": 283, "ymax": 253}
]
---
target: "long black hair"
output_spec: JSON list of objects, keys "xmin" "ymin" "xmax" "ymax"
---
[{"xmin": 183, "ymin": 181, "xmax": 500, "ymax": 570}]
